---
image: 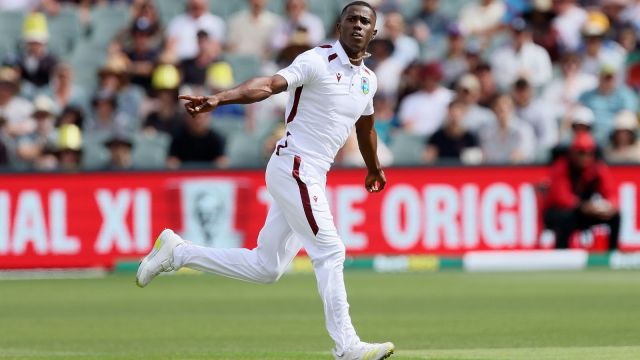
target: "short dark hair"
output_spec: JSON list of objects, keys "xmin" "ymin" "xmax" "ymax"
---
[{"xmin": 341, "ymin": 1, "xmax": 376, "ymax": 18}]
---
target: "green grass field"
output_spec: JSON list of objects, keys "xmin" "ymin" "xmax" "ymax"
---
[{"xmin": 0, "ymin": 270, "xmax": 639, "ymax": 360}]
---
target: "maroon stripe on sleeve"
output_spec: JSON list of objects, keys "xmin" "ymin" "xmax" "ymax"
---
[
  {"xmin": 286, "ymin": 86, "xmax": 303, "ymax": 123},
  {"xmin": 292, "ymin": 156, "xmax": 319, "ymax": 236},
  {"xmin": 328, "ymin": 53, "xmax": 338, "ymax": 62},
  {"xmin": 319, "ymin": 44, "xmax": 333, "ymax": 48}
]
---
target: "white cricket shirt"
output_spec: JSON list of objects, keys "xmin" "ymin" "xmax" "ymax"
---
[{"xmin": 275, "ymin": 40, "xmax": 378, "ymax": 174}]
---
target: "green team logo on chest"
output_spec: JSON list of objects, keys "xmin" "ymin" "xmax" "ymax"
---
[{"xmin": 361, "ymin": 77, "xmax": 369, "ymax": 95}]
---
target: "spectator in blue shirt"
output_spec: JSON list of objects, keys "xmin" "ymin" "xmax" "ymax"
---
[{"xmin": 579, "ymin": 64, "xmax": 638, "ymax": 144}]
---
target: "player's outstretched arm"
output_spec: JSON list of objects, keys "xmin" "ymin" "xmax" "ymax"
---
[
  {"xmin": 355, "ymin": 114, "xmax": 386, "ymax": 193},
  {"xmin": 179, "ymin": 75, "xmax": 289, "ymax": 116}
]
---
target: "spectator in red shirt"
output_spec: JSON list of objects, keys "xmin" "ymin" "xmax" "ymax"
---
[{"xmin": 544, "ymin": 131, "xmax": 620, "ymax": 250}]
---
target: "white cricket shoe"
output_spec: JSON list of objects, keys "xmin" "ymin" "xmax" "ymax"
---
[
  {"xmin": 333, "ymin": 341, "xmax": 395, "ymax": 360},
  {"xmin": 136, "ymin": 229, "xmax": 185, "ymax": 288}
]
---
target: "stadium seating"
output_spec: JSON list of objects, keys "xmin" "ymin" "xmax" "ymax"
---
[
  {"xmin": 81, "ymin": 132, "xmax": 110, "ymax": 169},
  {"xmin": 68, "ymin": 40, "xmax": 107, "ymax": 92},
  {"xmin": 46, "ymin": 6, "xmax": 82, "ymax": 59},
  {"xmin": 132, "ymin": 132, "xmax": 171, "ymax": 169},
  {"xmin": 154, "ymin": 0, "xmax": 186, "ymax": 25},
  {"xmin": 88, "ymin": 5, "xmax": 129, "ymax": 46},
  {"xmin": 0, "ymin": 11, "xmax": 25, "ymax": 60},
  {"xmin": 388, "ymin": 132, "xmax": 426, "ymax": 166},
  {"xmin": 211, "ymin": 115, "xmax": 246, "ymax": 138},
  {"xmin": 226, "ymin": 132, "xmax": 265, "ymax": 168},
  {"xmin": 223, "ymin": 54, "xmax": 260, "ymax": 84}
]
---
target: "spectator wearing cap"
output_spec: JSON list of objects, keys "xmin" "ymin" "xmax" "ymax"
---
[
  {"xmin": 558, "ymin": 105, "xmax": 595, "ymax": 145},
  {"xmin": 15, "ymin": 96, "xmax": 57, "ymax": 166},
  {"xmin": 398, "ymin": 63, "xmax": 454, "ymax": 137},
  {"xmin": 85, "ymin": 90, "xmax": 132, "ymax": 136},
  {"xmin": 605, "ymin": 110, "xmax": 640, "ymax": 163},
  {"xmin": 271, "ymin": 0, "xmax": 325, "ymax": 51},
  {"xmin": 578, "ymin": 64, "xmax": 638, "ymax": 143},
  {"xmin": 455, "ymin": 73, "xmax": 495, "ymax": 136},
  {"xmin": 0, "ymin": 67, "xmax": 35, "ymax": 138},
  {"xmin": 167, "ymin": 113, "xmax": 226, "ymax": 169},
  {"xmin": 580, "ymin": 11, "xmax": 627, "ymax": 81},
  {"xmin": 411, "ymin": 0, "xmax": 451, "ymax": 38},
  {"xmin": 424, "ymin": 98, "xmax": 480, "ymax": 164},
  {"xmin": 383, "ymin": 12, "xmax": 420, "ymax": 68},
  {"xmin": 54, "ymin": 123, "xmax": 82, "ymax": 172},
  {"xmin": 124, "ymin": 18, "xmax": 161, "ymax": 94},
  {"xmin": 165, "ymin": 0, "xmax": 226, "ymax": 61},
  {"xmin": 541, "ymin": 52, "xmax": 598, "ymax": 121},
  {"xmin": 180, "ymin": 30, "xmax": 221, "ymax": 90},
  {"xmin": 544, "ymin": 131, "xmax": 620, "ymax": 250},
  {"xmin": 512, "ymin": 77, "xmax": 558, "ymax": 157},
  {"xmin": 458, "ymin": 0, "xmax": 506, "ymax": 37},
  {"xmin": 367, "ymin": 38, "xmax": 403, "ymax": 96},
  {"xmin": 207, "ymin": 62, "xmax": 246, "ymax": 120},
  {"xmin": 104, "ymin": 131, "xmax": 135, "ymax": 170},
  {"xmin": 227, "ymin": 0, "xmax": 282, "ymax": 58},
  {"xmin": 144, "ymin": 64, "xmax": 184, "ymax": 138},
  {"xmin": 480, "ymin": 94, "xmax": 535, "ymax": 163},
  {"xmin": 551, "ymin": 0, "xmax": 588, "ymax": 52},
  {"xmin": 490, "ymin": 17, "xmax": 553, "ymax": 90},
  {"xmin": 11, "ymin": 13, "xmax": 58, "ymax": 91},
  {"xmin": 441, "ymin": 24, "xmax": 467, "ymax": 86},
  {"xmin": 97, "ymin": 55, "xmax": 145, "ymax": 122}
]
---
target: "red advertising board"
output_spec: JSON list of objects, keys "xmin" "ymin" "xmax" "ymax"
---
[{"xmin": 1, "ymin": 166, "xmax": 640, "ymax": 269}]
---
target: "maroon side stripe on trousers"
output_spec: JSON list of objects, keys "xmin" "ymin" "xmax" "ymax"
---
[{"xmin": 292, "ymin": 156, "xmax": 319, "ymax": 236}]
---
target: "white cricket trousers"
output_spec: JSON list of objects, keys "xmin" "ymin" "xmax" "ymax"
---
[{"xmin": 173, "ymin": 153, "xmax": 360, "ymax": 353}]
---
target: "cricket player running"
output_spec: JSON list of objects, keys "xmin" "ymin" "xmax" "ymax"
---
[{"xmin": 137, "ymin": 2, "xmax": 394, "ymax": 359}]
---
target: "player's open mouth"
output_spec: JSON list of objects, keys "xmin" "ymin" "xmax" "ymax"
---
[{"xmin": 352, "ymin": 33, "xmax": 363, "ymax": 38}]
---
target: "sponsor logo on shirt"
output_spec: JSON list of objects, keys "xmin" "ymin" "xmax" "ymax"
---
[{"xmin": 361, "ymin": 77, "xmax": 369, "ymax": 94}]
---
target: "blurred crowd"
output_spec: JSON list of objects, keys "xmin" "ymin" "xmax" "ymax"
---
[{"xmin": 0, "ymin": 0, "xmax": 638, "ymax": 171}]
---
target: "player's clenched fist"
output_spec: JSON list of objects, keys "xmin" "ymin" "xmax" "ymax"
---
[
  {"xmin": 178, "ymin": 95, "xmax": 219, "ymax": 116},
  {"xmin": 365, "ymin": 169, "xmax": 386, "ymax": 193}
]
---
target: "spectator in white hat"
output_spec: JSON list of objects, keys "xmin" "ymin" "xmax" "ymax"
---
[
  {"xmin": 558, "ymin": 105, "xmax": 595, "ymax": 145},
  {"xmin": 605, "ymin": 110, "xmax": 640, "ymax": 163}
]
